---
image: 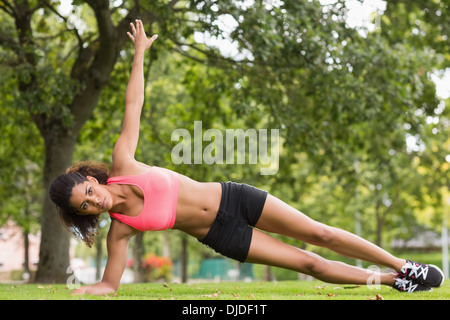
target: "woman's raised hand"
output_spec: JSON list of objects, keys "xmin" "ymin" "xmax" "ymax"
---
[{"xmin": 127, "ymin": 19, "xmax": 158, "ymax": 51}]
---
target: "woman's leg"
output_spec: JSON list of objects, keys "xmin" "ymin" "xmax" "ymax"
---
[
  {"xmin": 246, "ymin": 229, "xmax": 396, "ymax": 286},
  {"xmin": 255, "ymin": 195, "xmax": 406, "ymax": 272}
]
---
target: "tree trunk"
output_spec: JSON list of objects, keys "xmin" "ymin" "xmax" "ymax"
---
[
  {"xmin": 132, "ymin": 232, "xmax": 145, "ymax": 283},
  {"xmin": 35, "ymin": 133, "xmax": 76, "ymax": 283},
  {"xmin": 180, "ymin": 234, "xmax": 188, "ymax": 283},
  {"xmin": 95, "ymin": 232, "xmax": 104, "ymax": 281},
  {"xmin": 23, "ymin": 230, "xmax": 30, "ymax": 276},
  {"xmin": 162, "ymin": 231, "xmax": 170, "ymax": 257},
  {"xmin": 263, "ymin": 265, "xmax": 274, "ymax": 281},
  {"xmin": 23, "ymin": 190, "xmax": 31, "ymax": 279},
  {"xmin": 375, "ymin": 200, "xmax": 384, "ymax": 248}
]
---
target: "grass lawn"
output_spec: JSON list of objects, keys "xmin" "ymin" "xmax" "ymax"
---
[{"xmin": 1, "ymin": 279, "xmax": 449, "ymax": 300}]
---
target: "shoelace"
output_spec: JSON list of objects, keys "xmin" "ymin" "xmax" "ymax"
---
[
  {"xmin": 395, "ymin": 277, "xmax": 418, "ymax": 292},
  {"xmin": 402, "ymin": 261, "xmax": 429, "ymax": 280}
]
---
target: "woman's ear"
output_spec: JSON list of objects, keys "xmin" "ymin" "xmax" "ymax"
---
[{"xmin": 86, "ymin": 176, "xmax": 99, "ymax": 184}]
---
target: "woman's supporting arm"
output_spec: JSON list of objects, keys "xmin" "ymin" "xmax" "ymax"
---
[{"xmin": 72, "ymin": 220, "xmax": 137, "ymax": 296}]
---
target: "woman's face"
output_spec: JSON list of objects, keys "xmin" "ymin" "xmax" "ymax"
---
[{"xmin": 69, "ymin": 176, "xmax": 112, "ymax": 215}]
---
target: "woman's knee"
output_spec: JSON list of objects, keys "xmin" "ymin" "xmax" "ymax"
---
[
  {"xmin": 297, "ymin": 253, "xmax": 328, "ymax": 276},
  {"xmin": 309, "ymin": 224, "xmax": 337, "ymax": 247}
]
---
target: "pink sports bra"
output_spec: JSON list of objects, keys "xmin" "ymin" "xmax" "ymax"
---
[{"xmin": 107, "ymin": 167, "xmax": 179, "ymax": 231}]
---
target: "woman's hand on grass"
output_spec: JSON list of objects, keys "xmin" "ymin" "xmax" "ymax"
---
[{"xmin": 71, "ymin": 282, "xmax": 117, "ymax": 296}]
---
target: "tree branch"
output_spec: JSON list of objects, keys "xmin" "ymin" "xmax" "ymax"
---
[
  {"xmin": 0, "ymin": 34, "xmax": 20, "ymax": 52},
  {"xmin": 69, "ymin": 1, "xmax": 140, "ymax": 130},
  {"xmin": 40, "ymin": 0, "xmax": 84, "ymax": 54},
  {"xmin": 169, "ymin": 37, "xmax": 254, "ymax": 70},
  {"xmin": 0, "ymin": 0, "xmax": 15, "ymax": 16},
  {"xmin": 168, "ymin": 0, "xmax": 181, "ymax": 8}
]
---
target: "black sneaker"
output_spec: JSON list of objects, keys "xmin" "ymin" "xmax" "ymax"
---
[
  {"xmin": 393, "ymin": 275, "xmax": 432, "ymax": 293},
  {"xmin": 400, "ymin": 260, "xmax": 444, "ymax": 288}
]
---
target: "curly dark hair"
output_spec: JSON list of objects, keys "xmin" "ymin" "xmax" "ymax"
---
[{"xmin": 49, "ymin": 161, "xmax": 110, "ymax": 248}]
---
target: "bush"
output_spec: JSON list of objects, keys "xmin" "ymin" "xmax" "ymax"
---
[{"xmin": 141, "ymin": 253, "xmax": 173, "ymax": 282}]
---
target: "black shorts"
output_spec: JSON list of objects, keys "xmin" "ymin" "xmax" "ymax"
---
[{"xmin": 198, "ymin": 182, "xmax": 268, "ymax": 263}]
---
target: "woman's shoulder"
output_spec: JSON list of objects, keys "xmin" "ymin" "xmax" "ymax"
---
[
  {"xmin": 108, "ymin": 218, "xmax": 140, "ymax": 240},
  {"xmin": 109, "ymin": 159, "xmax": 151, "ymax": 178}
]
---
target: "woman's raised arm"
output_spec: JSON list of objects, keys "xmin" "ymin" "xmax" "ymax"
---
[{"xmin": 112, "ymin": 20, "xmax": 158, "ymax": 165}]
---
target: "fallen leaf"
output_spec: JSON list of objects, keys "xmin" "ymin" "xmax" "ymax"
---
[
  {"xmin": 201, "ymin": 290, "xmax": 221, "ymax": 298},
  {"xmin": 37, "ymin": 285, "xmax": 52, "ymax": 289},
  {"xmin": 327, "ymin": 293, "xmax": 337, "ymax": 297},
  {"xmin": 248, "ymin": 294, "xmax": 254, "ymax": 299},
  {"xmin": 367, "ymin": 294, "xmax": 384, "ymax": 300}
]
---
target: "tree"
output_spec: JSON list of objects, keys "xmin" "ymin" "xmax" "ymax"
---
[{"xmin": 382, "ymin": 0, "xmax": 449, "ymax": 256}]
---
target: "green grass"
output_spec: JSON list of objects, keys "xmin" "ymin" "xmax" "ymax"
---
[{"xmin": 1, "ymin": 280, "xmax": 449, "ymax": 300}]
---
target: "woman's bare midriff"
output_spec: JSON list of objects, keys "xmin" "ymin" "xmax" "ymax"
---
[{"xmin": 172, "ymin": 175, "xmax": 222, "ymax": 239}]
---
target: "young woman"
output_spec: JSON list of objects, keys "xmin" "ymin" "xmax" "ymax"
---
[{"xmin": 49, "ymin": 20, "xmax": 444, "ymax": 295}]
